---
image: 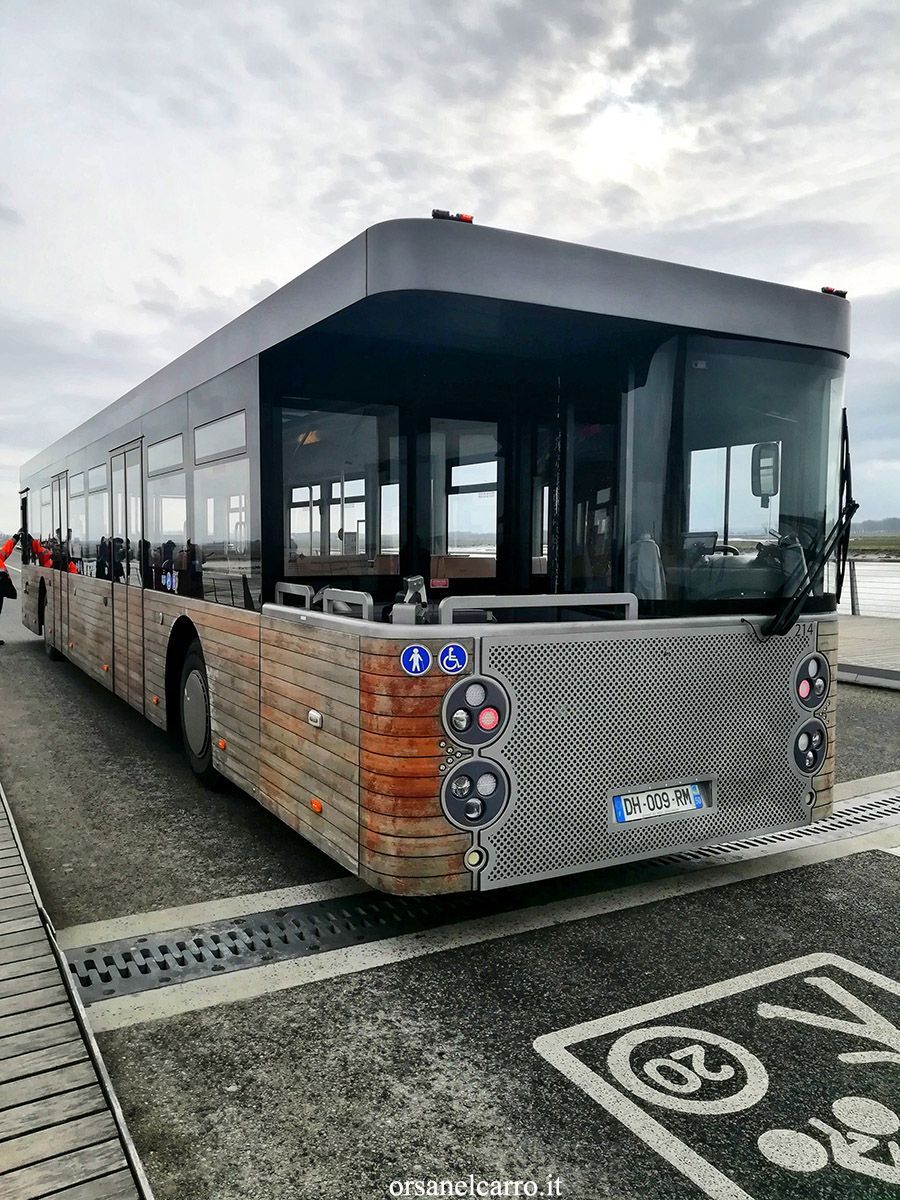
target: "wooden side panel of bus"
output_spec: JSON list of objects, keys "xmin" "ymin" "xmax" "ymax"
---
[
  {"xmin": 358, "ymin": 637, "xmax": 474, "ymax": 896},
  {"xmin": 147, "ymin": 593, "xmax": 262, "ymax": 798},
  {"xmin": 67, "ymin": 575, "xmax": 113, "ymax": 688},
  {"xmin": 20, "ymin": 566, "xmax": 42, "ymax": 636},
  {"xmin": 258, "ymin": 614, "xmax": 360, "ymax": 875},
  {"xmin": 125, "ymin": 587, "xmax": 144, "ymax": 713},
  {"xmin": 112, "ymin": 586, "xmax": 128, "ymax": 700},
  {"xmin": 143, "ymin": 602, "xmax": 168, "ymax": 730},
  {"xmin": 813, "ymin": 619, "xmax": 838, "ymax": 821}
]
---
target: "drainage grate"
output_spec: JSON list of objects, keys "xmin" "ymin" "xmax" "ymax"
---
[
  {"xmin": 66, "ymin": 792, "xmax": 900, "ymax": 1004},
  {"xmin": 648, "ymin": 791, "xmax": 900, "ymax": 868}
]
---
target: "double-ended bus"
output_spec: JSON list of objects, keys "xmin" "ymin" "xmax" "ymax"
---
[{"xmin": 19, "ymin": 217, "xmax": 854, "ymax": 894}]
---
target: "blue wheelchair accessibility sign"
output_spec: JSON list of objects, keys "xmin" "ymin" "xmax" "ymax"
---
[
  {"xmin": 438, "ymin": 643, "xmax": 468, "ymax": 675},
  {"xmin": 399, "ymin": 644, "xmax": 432, "ymax": 677}
]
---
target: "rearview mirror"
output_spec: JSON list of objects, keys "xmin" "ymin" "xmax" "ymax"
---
[{"xmin": 751, "ymin": 442, "xmax": 780, "ymax": 508}]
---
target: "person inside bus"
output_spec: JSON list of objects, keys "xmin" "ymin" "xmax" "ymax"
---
[{"xmin": 0, "ymin": 531, "xmax": 21, "ymax": 645}]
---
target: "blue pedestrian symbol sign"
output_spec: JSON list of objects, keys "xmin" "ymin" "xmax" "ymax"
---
[
  {"xmin": 399, "ymin": 644, "xmax": 432, "ymax": 677},
  {"xmin": 438, "ymin": 643, "xmax": 468, "ymax": 675}
]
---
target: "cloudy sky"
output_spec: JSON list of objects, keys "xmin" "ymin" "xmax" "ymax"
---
[{"xmin": 1, "ymin": 0, "xmax": 898, "ymax": 534}]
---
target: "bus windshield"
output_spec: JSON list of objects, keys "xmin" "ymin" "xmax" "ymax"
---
[{"xmin": 266, "ymin": 322, "xmax": 845, "ymax": 621}]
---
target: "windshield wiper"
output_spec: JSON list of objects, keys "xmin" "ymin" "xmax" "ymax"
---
[{"xmin": 765, "ymin": 408, "xmax": 858, "ymax": 637}]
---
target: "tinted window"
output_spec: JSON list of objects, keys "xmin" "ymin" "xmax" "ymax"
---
[
  {"xmin": 147, "ymin": 472, "xmax": 188, "ymax": 593},
  {"xmin": 281, "ymin": 405, "xmax": 400, "ymax": 584},
  {"xmin": 194, "ymin": 457, "xmax": 257, "ymax": 606},
  {"xmin": 84, "ymin": 486, "xmax": 110, "ymax": 578},
  {"xmin": 194, "ymin": 411, "xmax": 246, "ymax": 462},
  {"xmin": 429, "ymin": 418, "xmax": 499, "ymax": 581},
  {"xmin": 148, "ymin": 434, "xmax": 183, "ymax": 475}
]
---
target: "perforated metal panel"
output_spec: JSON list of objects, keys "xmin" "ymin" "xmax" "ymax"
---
[{"xmin": 478, "ymin": 619, "xmax": 820, "ymax": 889}]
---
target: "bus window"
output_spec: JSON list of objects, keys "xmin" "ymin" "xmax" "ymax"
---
[
  {"xmin": 85, "ymin": 465, "xmax": 109, "ymax": 578},
  {"xmin": 125, "ymin": 446, "xmax": 142, "ymax": 587},
  {"xmin": 40, "ymin": 485, "xmax": 51, "ymax": 543},
  {"xmin": 280, "ymin": 404, "xmax": 400, "ymax": 585},
  {"xmin": 571, "ymin": 414, "xmax": 617, "ymax": 592},
  {"xmin": 193, "ymin": 457, "xmax": 255, "ymax": 605},
  {"xmin": 147, "ymin": 470, "xmax": 188, "ymax": 593},
  {"xmin": 68, "ymin": 473, "xmax": 85, "ymax": 569},
  {"xmin": 429, "ymin": 418, "xmax": 499, "ymax": 582}
]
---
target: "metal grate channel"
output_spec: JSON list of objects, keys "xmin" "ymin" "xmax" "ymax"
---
[
  {"xmin": 647, "ymin": 791, "xmax": 900, "ymax": 869},
  {"xmin": 66, "ymin": 792, "xmax": 900, "ymax": 1004}
]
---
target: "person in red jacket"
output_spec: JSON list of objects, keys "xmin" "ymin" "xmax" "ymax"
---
[
  {"xmin": 0, "ymin": 531, "xmax": 21, "ymax": 646},
  {"xmin": 31, "ymin": 538, "xmax": 53, "ymax": 568}
]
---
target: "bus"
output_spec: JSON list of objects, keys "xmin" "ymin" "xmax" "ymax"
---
[{"xmin": 18, "ymin": 216, "xmax": 855, "ymax": 895}]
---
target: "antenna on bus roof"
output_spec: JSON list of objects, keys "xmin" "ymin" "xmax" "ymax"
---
[{"xmin": 432, "ymin": 209, "xmax": 474, "ymax": 223}]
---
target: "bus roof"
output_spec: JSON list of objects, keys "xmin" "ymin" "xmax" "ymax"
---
[{"xmin": 22, "ymin": 217, "xmax": 850, "ymax": 479}]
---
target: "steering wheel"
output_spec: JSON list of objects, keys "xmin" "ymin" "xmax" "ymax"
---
[{"xmin": 716, "ymin": 544, "xmax": 740, "ymax": 556}]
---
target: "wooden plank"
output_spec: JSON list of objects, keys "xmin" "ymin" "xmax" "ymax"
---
[
  {"xmin": 0, "ymin": 970, "xmax": 61, "ymax": 1003},
  {"xmin": 260, "ymin": 732, "xmax": 358, "ymax": 807},
  {"xmin": 261, "ymin": 641, "xmax": 358, "ymax": 688},
  {"xmin": 360, "ymin": 790, "xmax": 445, "ymax": 819},
  {"xmin": 257, "ymin": 792, "xmax": 358, "ymax": 873},
  {"xmin": 0, "ymin": 956, "xmax": 55, "ymax": 986},
  {"xmin": 360, "ymin": 691, "xmax": 440, "ymax": 718},
  {"xmin": 260, "ymin": 687, "xmax": 359, "ymax": 747},
  {"xmin": 358, "ymin": 862, "xmax": 471, "ymax": 896},
  {"xmin": 360, "ymin": 845, "xmax": 465, "ymax": 878},
  {"xmin": 359, "ymin": 807, "xmax": 459, "ymax": 839},
  {"xmin": 360, "ymin": 748, "xmax": 443, "ymax": 779},
  {"xmin": 261, "ymin": 721, "xmax": 358, "ymax": 786},
  {"xmin": 360, "ymin": 671, "xmax": 451, "ymax": 698},
  {"xmin": 260, "ymin": 704, "xmax": 358, "ymax": 768},
  {"xmin": 261, "ymin": 659, "xmax": 359, "ymax": 709},
  {"xmin": 258, "ymin": 770, "xmax": 358, "ymax": 841},
  {"xmin": 0, "ymin": 1134, "xmax": 126, "ymax": 1200},
  {"xmin": 0, "ymin": 1038, "xmax": 86, "ymax": 1087},
  {"xmin": 360, "ymin": 770, "xmax": 438, "ymax": 800},
  {"xmin": 0, "ymin": 885, "xmax": 30, "ymax": 905},
  {"xmin": 0, "ymin": 1059, "xmax": 98, "ymax": 1119},
  {"xmin": 259, "ymin": 673, "xmax": 359, "ymax": 729},
  {"xmin": 261, "ymin": 625, "xmax": 359, "ymax": 668},
  {"xmin": 0, "ymin": 984, "xmax": 69, "ymax": 1020},
  {"xmin": 360, "ymin": 826, "xmax": 467, "ymax": 859},
  {"xmin": 258, "ymin": 759, "xmax": 358, "ymax": 824},
  {"xmin": 0, "ymin": 1111, "xmax": 117, "ymax": 1177},
  {"xmin": 263, "ymin": 612, "xmax": 359, "ymax": 650},
  {"xmin": 0, "ymin": 916, "xmax": 42, "ymax": 937},
  {"xmin": 0, "ymin": 937, "xmax": 48, "ymax": 966},
  {"xmin": 0, "ymin": 1001, "xmax": 73, "ymax": 1041},
  {"xmin": 38, "ymin": 1167, "xmax": 139, "ymax": 1200},
  {"xmin": 361, "ymin": 647, "xmax": 474, "ymax": 679}
]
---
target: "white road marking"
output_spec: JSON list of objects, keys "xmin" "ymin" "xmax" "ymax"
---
[
  {"xmin": 57, "ymin": 876, "xmax": 369, "ymax": 949},
  {"xmin": 534, "ymin": 953, "xmax": 900, "ymax": 1200},
  {"xmin": 87, "ymin": 820, "xmax": 900, "ymax": 1032}
]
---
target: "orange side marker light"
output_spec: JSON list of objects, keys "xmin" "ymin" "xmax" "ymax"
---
[
  {"xmin": 310, "ymin": 798, "xmax": 323, "ymax": 814},
  {"xmin": 218, "ymin": 739, "xmax": 226, "ymax": 750},
  {"xmin": 102, "ymin": 664, "xmax": 108, "ymax": 671},
  {"xmin": 152, "ymin": 696, "xmax": 159, "ymax": 705}
]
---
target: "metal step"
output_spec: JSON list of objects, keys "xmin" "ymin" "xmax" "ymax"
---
[{"xmin": 65, "ymin": 792, "xmax": 900, "ymax": 1004}]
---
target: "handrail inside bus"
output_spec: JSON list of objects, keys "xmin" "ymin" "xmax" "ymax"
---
[
  {"xmin": 437, "ymin": 592, "xmax": 639, "ymax": 622},
  {"xmin": 274, "ymin": 582, "xmax": 315, "ymax": 608},
  {"xmin": 321, "ymin": 587, "xmax": 375, "ymax": 621}
]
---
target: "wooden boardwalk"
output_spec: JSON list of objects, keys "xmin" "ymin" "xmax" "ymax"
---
[
  {"xmin": 0, "ymin": 788, "xmax": 150, "ymax": 1199},
  {"xmin": 839, "ymin": 615, "xmax": 900, "ymax": 690}
]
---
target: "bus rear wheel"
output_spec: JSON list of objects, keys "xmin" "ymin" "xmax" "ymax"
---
[{"xmin": 179, "ymin": 639, "xmax": 219, "ymax": 786}]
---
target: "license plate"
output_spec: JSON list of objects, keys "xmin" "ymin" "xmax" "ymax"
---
[{"xmin": 613, "ymin": 782, "xmax": 704, "ymax": 823}]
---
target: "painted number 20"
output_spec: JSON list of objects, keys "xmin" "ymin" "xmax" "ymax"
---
[{"xmin": 643, "ymin": 1043, "xmax": 736, "ymax": 1095}]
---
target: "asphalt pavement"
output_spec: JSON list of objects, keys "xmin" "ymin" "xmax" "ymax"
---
[{"xmin": 3, "ymin": 585, "xmax": 900, "ymax": 1200}]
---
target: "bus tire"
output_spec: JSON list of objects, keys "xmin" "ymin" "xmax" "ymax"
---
[{"xmin": 179, "ymin": 639, "xmax": 219, "ymax": 786}]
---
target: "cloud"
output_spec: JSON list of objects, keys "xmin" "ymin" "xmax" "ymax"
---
[{"xmin": 0, "ymin": 0, "xmax": 897, "ymax": 530}]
